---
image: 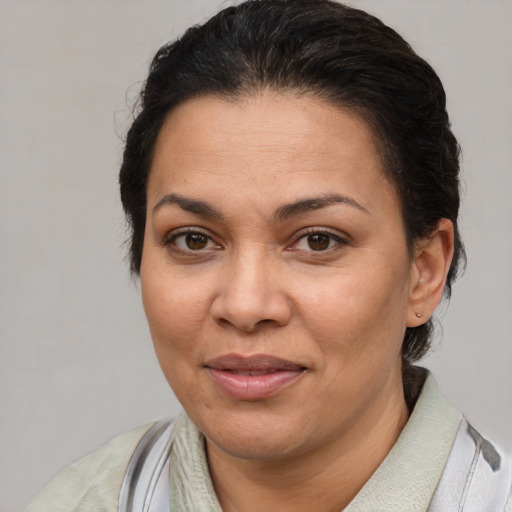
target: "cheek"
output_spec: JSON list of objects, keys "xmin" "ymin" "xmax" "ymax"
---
[
  {"xmin": 140, "ymin": 270, "xmax": 212, "ymax": 403},
  {"xmin": 140, "ymin": 266, "xmax": 211, "ymax": 353},
  {"xmin": 297, "ymin": 263, "xmax": 410, "ymax": 361}
]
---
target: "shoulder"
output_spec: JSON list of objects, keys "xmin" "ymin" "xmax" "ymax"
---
[
  {"xmin": 418, "ymin": 373, "xmax": 512, "ymax": 511},
  {"xmin": 27, "ymin": 422, "xmax": 155, "ymax": 512},
  {"xmin": 507, "ymin": 474, "xmax": 512, "ymax": 512}
]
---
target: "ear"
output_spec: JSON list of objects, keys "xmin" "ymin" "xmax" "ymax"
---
[{"xmin": 407, "ymin": 219, "xmax": 455, "ymax": 327}]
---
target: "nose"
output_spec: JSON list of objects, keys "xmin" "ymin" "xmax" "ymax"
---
[{"xmin": 210, "ymin": 251, "xmax": 292, "ymax": 332}]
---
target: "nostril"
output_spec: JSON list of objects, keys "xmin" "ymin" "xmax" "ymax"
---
[
  {"xmin": 214, "ymin": 316, "xmax": 279, "ymax": 333},
  {"xmin": 210, "ymin": 279, "xmax": 292, "ymax": 331}
]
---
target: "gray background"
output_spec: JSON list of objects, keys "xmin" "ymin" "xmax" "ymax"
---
[{"xmin": 1, "ymin": 1, "xmax": 511, "ymax": 510}]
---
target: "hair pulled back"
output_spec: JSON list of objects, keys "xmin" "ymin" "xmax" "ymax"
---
[{"xmin": 119, "ymin": 0, "xmax": 465, "ymax": 369}]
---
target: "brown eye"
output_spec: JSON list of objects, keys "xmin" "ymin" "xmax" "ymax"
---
[
  {"xmin": 185, "ymin": 233, "xmax": 209, "ymax": 250},
  {"xmin": 292, "ymin": 230, "xmax": 347, "ymax": 253},
  {"xmin": 167, "ymin": 231, "xmax": 219, "ymax": 252},
  {"xmin": 307, "ymin": 233, "xmax": 331, "ymax": 251}
]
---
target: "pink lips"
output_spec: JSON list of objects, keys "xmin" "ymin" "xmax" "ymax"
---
[{"xmin": 205, "ymin": 354, "xmax": 306, "ymax": 401}]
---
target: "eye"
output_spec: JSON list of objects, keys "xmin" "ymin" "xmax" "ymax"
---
[
  {"xmin": 292, "ymin": 230, "xmax": 347, "ymax": 252},
  {"xmin": 165, "ymin": 230, "xmax": 221, "ymax": 252}
]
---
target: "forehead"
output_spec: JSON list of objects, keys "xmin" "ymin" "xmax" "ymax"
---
[{"xmin": 147, "ymin": 92, "xmax": 397, "ymax": 215}]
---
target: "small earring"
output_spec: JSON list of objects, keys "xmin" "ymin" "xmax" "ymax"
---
[{"xmin": 415, "ymin": 312, "xmax": 423, "ymax": 319}]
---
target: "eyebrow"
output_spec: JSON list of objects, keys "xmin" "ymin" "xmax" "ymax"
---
[
  {"xmin": 273, "ymin": 194, "xmax": 369, "ymax": 222},
  {"xmin": 152, "ymin": 193, "xmax": 223, "ymax": 219},
  {"xmin": 152, "ymin": 192, "xmax": 368, "ymax": 222}
]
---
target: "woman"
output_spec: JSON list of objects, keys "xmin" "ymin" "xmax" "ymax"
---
[{"xmin": 28, "ymin": 0, "xmax": 512, "ymax": 510}]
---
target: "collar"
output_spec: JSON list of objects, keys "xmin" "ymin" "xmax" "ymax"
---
[
  {"xmin": 344, "ymin": 372, "xmax": 461, "ymax": 511},
  {"xmin": 169, "ymin": 371, "xmax": 461, "ymax": 511}
]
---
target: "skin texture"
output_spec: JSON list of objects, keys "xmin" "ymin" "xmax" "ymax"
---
[{"xmin": 140, "ymin": 92, "xmax": 454, "ymax": 511}]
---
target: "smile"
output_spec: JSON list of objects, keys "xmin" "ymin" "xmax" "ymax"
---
[{"xmin": 205, "ymin": 354, "xmax": 307, "ymax": 401}]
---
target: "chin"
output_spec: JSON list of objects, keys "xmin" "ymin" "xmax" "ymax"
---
[
  {"xmin": 190, "ymin": 402, "xmax": 313, "ymax": 461},
  {"xmin": 208, "ymin": 427, "xmax": 304, "ymax": 461}
]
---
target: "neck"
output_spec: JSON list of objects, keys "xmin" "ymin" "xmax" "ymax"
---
[{"xmin": 206, "ymin": 371, "xmax": 409, "ymax": 512}]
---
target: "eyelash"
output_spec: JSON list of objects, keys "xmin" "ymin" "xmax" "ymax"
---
[
  {"xmin": 162, "ymin": 228, "xmax": 221, "ymax": 254},
  {"xmin": 161, "ymin": 227, "xmax": 349, "ymax": 256},
  {"xmin": 289, "ymin": 228, "xmax": 349, "ymax": 253}
]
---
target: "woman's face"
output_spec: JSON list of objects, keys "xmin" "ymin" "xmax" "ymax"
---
[{"xmin": 141, "ymin": 93, "xmax": 418, "ymax": 462}]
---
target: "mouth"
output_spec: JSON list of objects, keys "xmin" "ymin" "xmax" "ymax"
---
[{"xmin": 205, "ymin": 354, "xmax": 307, "ymax": 401}]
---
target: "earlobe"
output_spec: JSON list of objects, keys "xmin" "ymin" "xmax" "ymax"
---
[{"xmin": 407, "ymin": 219, "xmax": 455, "ymax": 327}]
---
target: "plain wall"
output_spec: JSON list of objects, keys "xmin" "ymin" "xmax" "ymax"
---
[{"xmin": 1, "ymin": 1, "xmax": 511, "ymax": 510}]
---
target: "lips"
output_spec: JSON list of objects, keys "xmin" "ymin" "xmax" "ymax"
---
[{"xmin": 205, "ymin": 354, "xmax": 306, "ymax": 401}]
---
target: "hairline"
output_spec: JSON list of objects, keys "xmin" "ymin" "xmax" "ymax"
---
[{"xmin": 144, "ymin": 86, "xmax": 414, "ymax": 255}]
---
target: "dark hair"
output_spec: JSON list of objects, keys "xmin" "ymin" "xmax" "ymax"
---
[{"xmin": 119, "ymin": 0, "xmax": 465, "ymax": 368}]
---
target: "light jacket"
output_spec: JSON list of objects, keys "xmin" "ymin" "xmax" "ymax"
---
[{"xmin": 27, "ymin": 373, "xmax": 512, "ymax": 511}]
